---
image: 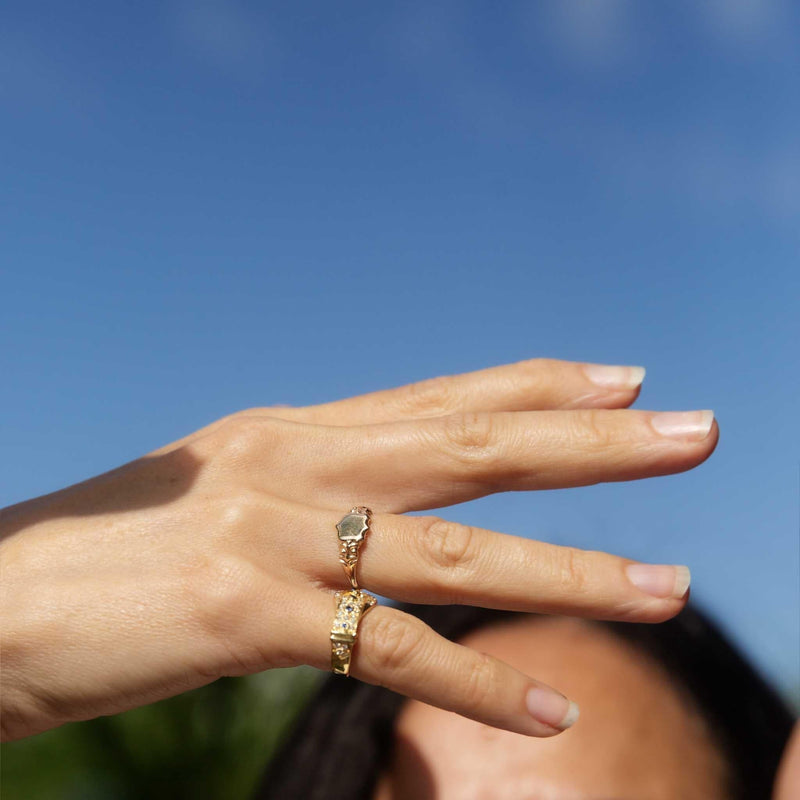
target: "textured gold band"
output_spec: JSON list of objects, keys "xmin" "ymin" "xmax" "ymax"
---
[
  {"xmin": 330, "ymin": 589, "xmax": 377, "ymax": 676},
  {"xmin": 336, "ymin": 506, "xmax": 372, "ymax": 590}
]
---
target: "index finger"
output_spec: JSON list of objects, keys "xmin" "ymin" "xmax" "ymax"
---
[
  {"xmin": 152, "ymin": 359, "xmax": 645, "ymax": 456},
  {"xmin": 257, "ymin": 358, "xmax": 646, "ymax": 426}
]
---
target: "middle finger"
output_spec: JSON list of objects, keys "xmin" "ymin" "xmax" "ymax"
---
[{"xmin": 296, "ymin": 408, "xmax": 718, "ymax": 512}]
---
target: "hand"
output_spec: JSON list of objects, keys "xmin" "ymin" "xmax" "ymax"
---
[{"xmin": 0, "ymin": 359, "xmax": 717, "ymax": 741}]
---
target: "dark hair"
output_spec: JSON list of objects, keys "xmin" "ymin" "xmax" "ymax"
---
[{"xmin": 254, "ymin": 603, "xmax": 795, "ymax": 800}]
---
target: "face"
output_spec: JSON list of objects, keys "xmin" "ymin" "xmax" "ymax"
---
[{"xmin": 373, "ymin": 616, "xmax": 730, "ymax": 800}]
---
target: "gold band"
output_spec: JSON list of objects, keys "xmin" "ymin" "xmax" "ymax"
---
[
  {"xmin": 336, "ymin": 506, "xmax": 372, "ymax": 590},
  {"xmin": 330, "ymin": 589, "xmax": 377, "ymax": 676}
]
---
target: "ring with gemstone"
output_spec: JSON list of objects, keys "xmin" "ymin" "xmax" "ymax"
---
[
  {"xmin": 335, "ymin": 506, "xmax": 372, "ymax": 590},
  {"xmin": 330, "ymin": 588, "xmax": 377, "ymax": 676}
]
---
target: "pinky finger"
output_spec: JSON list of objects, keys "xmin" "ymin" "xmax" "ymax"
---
[{"xmin": 300, "ymin": 599, "xmax": 579, "ymax": 738}]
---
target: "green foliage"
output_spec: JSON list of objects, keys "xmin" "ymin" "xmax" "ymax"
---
[{"xmin": 0, "ymin": 667, "xmax": 321, "ymax": 800}]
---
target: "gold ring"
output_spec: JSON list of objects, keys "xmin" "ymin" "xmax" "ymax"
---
[
  {"xmin": 336, "ymin": 506, "xmax": 372, "ymax": 589},
  {"xmin": 330, "ymin": 588, "xmax": 377, "ymax": 676}
]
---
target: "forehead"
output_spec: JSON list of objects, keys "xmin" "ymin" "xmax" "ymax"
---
[{"xmin": 385, "ymin": 617, "xmax": 729, "ymax": 800}]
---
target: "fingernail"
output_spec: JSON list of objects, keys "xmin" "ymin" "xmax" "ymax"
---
[
  {"xmin": 582, "ymin": 364, "xmax": 646, "ymax": 390},
  {"xmin": 526, "ymin": 687, "xmax": 580, "ymax": 731},
  {"xmin": 650, "ymin": 410, "xmax": 714, "ymax": 441},
  {"xmin": 626, "ymin": 563, "xmax": 691, "ymax": 599}
]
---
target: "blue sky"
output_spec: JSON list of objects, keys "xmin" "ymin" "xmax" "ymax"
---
[{"xmin": 2, "ymin": 1, "xmax": 798, "ymax": 702}]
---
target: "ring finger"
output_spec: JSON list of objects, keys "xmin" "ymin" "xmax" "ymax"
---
[{"xmin": 296, "ymin": 507, "xmax": 690, "ymax": 624}]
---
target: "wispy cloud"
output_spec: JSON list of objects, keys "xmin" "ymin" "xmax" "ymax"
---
[
  {"xmin": 0, "ymin": 32, "xmax": 95, "ymax": 117},
  {"xmin": 166, "ymin": 0, "xmax": 277, "ymax": 79},
  {"xmin": 530, "ymin": 0, "xmax": 798, "ymax": 66},
  {"xmin": 760, "ymin": 145, "xmax": 800, "ymax": 221},
  {"xmin": 696, "ymin": 0, "xmax": 794, "ymax": 50},
  {"xmin": 381, "ymin": 2, "xmax": 529, "ymax": 138},
  {"xmin": 379, "ymin": 1, "xmax": 799, "ymax": 228},
  {"xmin": 534, "ymin": 0, "xmax": 639, "ymax": 71}
]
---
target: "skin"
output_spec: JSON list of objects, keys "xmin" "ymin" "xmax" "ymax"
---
[
  {"xmin": 774, "ymin": 722, "xmax": 800, "ymax": 800},
  {"xmin": 374, "ymin": 616, "xmax": 731, "ymax": 800},
  {"xmin": 0, "ymin": 358, "xmax": 718, "ymax": 742}
]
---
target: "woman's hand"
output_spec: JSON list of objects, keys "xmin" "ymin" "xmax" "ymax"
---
[{"xmin": 0, "ymin": 359, "xmax": 717, "ymax": 741}]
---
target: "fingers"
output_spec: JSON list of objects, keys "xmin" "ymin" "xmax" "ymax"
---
[
  {"xmin": 150, "ymin": 358, "xmax": 645, "ymax": 456},
  {"xmin": 310, "ymin": 408, "xmax": 718, "ymax": 512},
  {"xmin": 306, "ymin": 512, "xmax": 689, "ymax": 624},
  {"xmin": 251, "ymin": 358, "xmax": 646, "ymax": 426},
  {"xmin": 292, "ymin": 597, "xmax": 578, "ymax": 737}
]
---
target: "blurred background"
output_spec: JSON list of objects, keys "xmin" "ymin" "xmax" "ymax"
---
[{"xmin": 2, "ymin": 0, "xmax": 798, "ymax": 797}]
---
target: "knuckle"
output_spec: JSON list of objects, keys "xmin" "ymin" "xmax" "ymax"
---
[
  {"xmin": 557, "ymin": 546, "xmax": 590, "ymax": 595},
  {"xmin": 182, "ymin": 554, "xmax": 257, "ymax": 639},
  {"xmin": 441, "ymin": 411, "xmax": 497, "ymax": 462},
  {"xmin": 462, "ymin": 652, "xmax": 498, "ymax": 714},
  {"xmin": 207, "ymin": 415, "xmax": 286, "ymax": 470},
  {"xmin": 364, "ymin": 612, "xmax": 427, "ymax": 674},
  {"xmin": 519, "ymin": 358, "xmax": 554, "ymax": 389},
  {"xmin": 420, "ymin": 516, "xmax": 478, "ymax": 579},
  {"xmin": 522, "ymin": 357, "xmax": 558, "ymax": 378},
  {"xmin": 574, "ymin": 409, "xmax": 615, "ymax": 449},
  {"xmin": 214, "ymin": 489, "xmax": 266, "ymax": 537},
  {"xmin": 395, "ymin": 375, "xmax": 456, "ymax": 417}
]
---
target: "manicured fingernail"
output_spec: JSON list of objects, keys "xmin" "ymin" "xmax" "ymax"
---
[
  {"xmin": 650, "ymin": 410, "xmax": 714, "ymax": 441},
  {"xmin": 626, "ymin": 563, "xmax": 691, "ymax": 599},
  {"xmin": 582, "ymin": 364, "xmax": 646, "ymax": 390},
  {"xmin": 526, "ymin": 687, "xmax": 580, "ymax": 731}
]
